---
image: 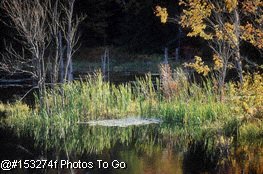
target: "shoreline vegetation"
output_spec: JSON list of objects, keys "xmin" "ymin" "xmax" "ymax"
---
[{"xmin": 0, "ymin": 64, "xmax": 262, "ymax": 154}]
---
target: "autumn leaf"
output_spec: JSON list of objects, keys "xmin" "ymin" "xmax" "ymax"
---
[
  {"xmin": 225, "ymin": 0, "xmax": 238, "ymax": 12},
  {"xmin": 184, "ymin": 56, "xmax": 210, "ymax": 76},
  {"xmin": 154, "ymin": 6, "xmax": 168, "ymax": 23}
]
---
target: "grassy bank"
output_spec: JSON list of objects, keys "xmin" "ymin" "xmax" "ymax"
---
[{"xmin": 0, "ymin": 67, "xmax": 262, "ymax": 153}]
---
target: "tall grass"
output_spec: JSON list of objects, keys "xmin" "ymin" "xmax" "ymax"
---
[
  {"xmin": 4, "ymin": 68, "xmax": 230, "ymax": 123},
  {"xmin": 1, "ymin": 67, "xmax": 262, "ymax": 152},
  {"xmin": 29, "ymin": 68, "xmax": 231, "ymax": 127}
]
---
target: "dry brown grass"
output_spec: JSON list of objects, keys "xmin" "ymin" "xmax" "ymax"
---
[{"xmin": 160, "ymin": 64, "xmax": 178, "ymax": 100}]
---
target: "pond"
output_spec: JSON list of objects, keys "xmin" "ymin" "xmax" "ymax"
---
[
  {"xmin": 1, "ymin": 120, "xmax": 262, "ymax": 174},
  {"xmin": 0, "ymin": 72, "xmax": 262, "ymax": 174}
]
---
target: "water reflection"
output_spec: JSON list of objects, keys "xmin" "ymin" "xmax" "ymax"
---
[{"xmin": 2, "ymin": 121, "xmax": 263, "ymax": 173}]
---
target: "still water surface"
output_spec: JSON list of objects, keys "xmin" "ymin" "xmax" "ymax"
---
[{"xmin": 1, "ymin": 122, "xmax": 262, "ymax": 174}]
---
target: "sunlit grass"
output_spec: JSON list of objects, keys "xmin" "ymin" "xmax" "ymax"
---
[{"xmin": 0, "ymin": 68, "xmax": 262, "ymax": 153}]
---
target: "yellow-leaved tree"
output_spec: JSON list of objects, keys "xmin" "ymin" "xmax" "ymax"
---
[{"xmin": 155, "ymin": 0, "xmax": 263, "ymax": 99}]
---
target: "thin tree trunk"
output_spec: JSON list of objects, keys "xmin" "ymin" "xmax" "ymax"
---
[
  {"xmin": 51, "ymin": 0, "xmax": 59, "ymax": 85},
  {"xmin": 64, "ymin": 0, "xmax": 74, "ymax": 82},
  {"xmin": 101, "ymin": 51, "xmax": 106, "ymax": 80},
  {"xmin": 64, "ymin": 39, "xmax": 72, "ymax": 82},
  {"xmin": 101, "ymin": 47, "xmax": 109, "ymax": 81},
  {"xmin": 235, "ymin": 54, "xmax": 243, "ymax": 84},
  {"xmin": 58, "ymin": 31, "xmax": 64, "ymax": 83},
  {"xmin": 107, "ymin": 48, "xmax": 110, "ymax": 81},
  {"xmin": 68, "ymin": 57, "xmax": 73, "ymax": 81},
  {"xmin": 234, "ymin": 9, "xmax": 243, "ymax": 84},
  {"xmin": 175, "ymin": 48, "xmax": 179, "ymax": 62},
  {"xmin": 52, "ymin": 36, "xmax": 59, "ymax": 85},
  {"xmin": 176, "ymin": 27, "xmax": 182, "ymax": 63},
  {"xmin": 164, "ymin": 47, "xmax": 168, "ymax": 64},
  {"xmin": 36, "ymin": 57, "xmax": 44, "ymax": 108}
]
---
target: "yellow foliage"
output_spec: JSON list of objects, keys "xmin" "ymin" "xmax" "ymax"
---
[
  {"xmin": 225, "ymin": 0, "xmax": 238, "ymax": 12},
  {"xmin": 214, "ymin": 23, "xmax": 238, "ymax": 47},
  {"xmin": 242, "ymin": 0, "xmax": 263, "ymax": 13},
  {"xmin": 241, "ymin": 23, "xmax": 263, "ymax": 49},
  {"xmin": 255, "ymin": 15, "xmax": 263, "ymax": 25},
  {"xmin": 229, "ymin": 72, "xmax": 263, "ymax": 118},
  {"xmin": 176, "ymin": 0, "xmax": 263, "ymax": 47},
  {"xmin": 226, "ymin": 23, "xmax": 238, "ymax": 45},
  {"xmin": 213, "ymin": 54, "xmax": 223, "ymax": 70},
  {"xmin": 154, "ymin": 6, "xmax": 168, "ymax": 23},
  {"xmin": 156, "ymin": 0, "xmax": 263, "ymax": 79},
  {"xmin": 184, "ymin": 56, "xmax": 210, "ymax": 76},
  {"xmin": 215, "ymin": 25, "xmax": 223, "ymax": 40},
  {"xmin": 179, "ymin": 0, "xmax": 213, "ymax": 40},
  {"xmin": 240, "ymin": 1, "xmax": 263, "ymax": 49}
]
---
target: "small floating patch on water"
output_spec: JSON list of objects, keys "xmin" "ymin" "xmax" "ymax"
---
[{"xmin": 78, "ymin": 117, "xmax": 162, "ymax": 127}]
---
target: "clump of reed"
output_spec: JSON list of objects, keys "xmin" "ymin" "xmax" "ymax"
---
[
  {"xmin": 40, "ymin": 72, "xmax": 137, "ymax": 121},
  {"xmin": 2, "ymin": 68, "xmax": 232, "ymax": 125},
  {"xmin": 1, "ymin": 65, "xmax": 262, "ymax": 148}
]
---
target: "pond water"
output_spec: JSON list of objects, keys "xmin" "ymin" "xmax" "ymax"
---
[{"xmin": 1, "ymin": 121, "xmax": 262, "ymax": 174}]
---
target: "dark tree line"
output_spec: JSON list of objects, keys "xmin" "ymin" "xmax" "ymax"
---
[{"xmin": 0, "ymin": 0, "xmax": 261, "ymax": 62}]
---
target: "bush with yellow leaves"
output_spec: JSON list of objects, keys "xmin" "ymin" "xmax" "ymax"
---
[
  {"xmin": 183, "ymin": 56, "xmax": 211, "ymax": 76},
  {"xmin": 228, "ymin": 72, "xmax": 263, "ymax": 119}
]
